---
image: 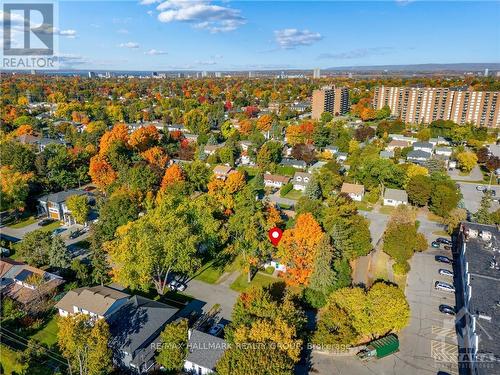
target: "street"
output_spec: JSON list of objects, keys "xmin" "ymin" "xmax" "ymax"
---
[{"xmin": 456, "ymin": 181, "xmax": 500, "ymax": 213}]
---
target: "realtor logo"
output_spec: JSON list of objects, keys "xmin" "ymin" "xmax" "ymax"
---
[{"xmin": 2, "ymin": 2, "xmax": 58, "ymax": 69}]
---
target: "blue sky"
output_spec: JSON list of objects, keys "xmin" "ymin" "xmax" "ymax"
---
[{"xmin": 54, "ymin": 0, "xmax": 499, "ymax": 70}]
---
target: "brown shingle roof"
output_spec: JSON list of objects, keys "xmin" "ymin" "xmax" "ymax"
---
[
  {"xmin": 341, "ymin": 182, "xmax": 365, "ymax": 195},
  {"xmin": 55, "ymin": 285, "xmax": 129, "ymax": 316},
  {"xmin": 263, "ymin": 173, "xmax": 290, "ymax": 184}
]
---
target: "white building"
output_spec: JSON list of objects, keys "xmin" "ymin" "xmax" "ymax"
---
[
  {"xmin": 383, "ymin": 188, "xmax": 408, "ymax": 206},
  {"xmin": 340, "ymin": 183, "xmax": 365, "ymax": 202},
  {"xmin": 292, "ymin": 172, "xmax": 311, "ymax": 191}
]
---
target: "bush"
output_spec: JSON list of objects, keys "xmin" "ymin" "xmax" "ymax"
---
[
  {"xmin": 264, "ymin": 266, "xmax": 275, "ymax": 275},
  {"xmin": 302, "ymin": 288, "xmax": 327, "ymax": 309},
  {"xmin": 280, "ymin": 182, "xmax": 293, "ymax": 197},
  {"xmin": 365, "ymin": 187, "xmax": 380, "ymax": 204},
  {"xmin": 393, "ymin": 261, "xmax": 410, "ymax": 275}
]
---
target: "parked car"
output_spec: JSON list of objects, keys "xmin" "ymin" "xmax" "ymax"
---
[
  {"xmin": 52, "ymin": 228, "xmax": 66, "ymax": 236},
  {"xmin": 431, "ymin": 241, "xmax": 441, "ymax": 248},
  {"xmin": 439, "ymin": 269, "xmax": 454, "ymax": 278},
  {"xmin": 435, "ymin": 281, "xmax": 455, "ymax": 293},
  {"xmin": 435, "ymin": 255, "xmax": 452, "ymax": 264},
  {"xmin": 38, "ymin": 218, "xmax": 54, "ymax": 226},
  {"xmin": 69, "ymin": 230, "xmax": 82, "ymax": 239},
  {"xmin": 208, "ymin": 323, "xmax": 224, "ymax": 337},
  {"xmin": 168, "ymin": 280, "xmax": 186, "ymax": 292},
  {"xmin": 439, "ymin": 304, "xmax": 456, "ymax": 315},
  {"xmin": 436, "ymin": 238, "xmax": 452, "ymax": 245},
  {"xmin": 485, "ymin": 189, "xmax": 497, "ymax": 196},
  {"xmin": 476, "ymin": 185, "xmax": 486, "ymax": 191}
]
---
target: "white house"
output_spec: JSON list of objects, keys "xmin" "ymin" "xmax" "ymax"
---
[
  {"xmin": 383, "ymin": 188, "xmax": 408, "ymax": 206},
  {"xmin": 263, "ymin": 173, "xmax": 290, "ymax": 188},
  {"xmin": 435, "ymin": 147, "xmax": 453, "ymax": 157},
  {"xmin": 184, "ymin": 330, "xmax": 227, "ymax": 375},
  {"xmin": 292, "ymin": 172, "xmax": 311, "ymax": 191},
  {"xmin": 389, "ymin": 134, "xmax": 418, "ymax": 144},
  {"xmin": 386, "ymin": 139, "xmax": 410, "ymax": 152},
  {"xmin": 340, "ymin": 183, "xmax": 365, "ymax": 202},
  {"xmin": 407, "ymin": 150, "xmax": 432, "ymax": 163},
  {"xmin": 336, "ymin": 152, "xmax": 348, "ymax": 162},
  {"xmin": 263, "ymin": 260, "xmax": 287, "ymax": 273},
  {"xmin": 413, "ymin": 141, "xmax": 434, "ymax": 154}
]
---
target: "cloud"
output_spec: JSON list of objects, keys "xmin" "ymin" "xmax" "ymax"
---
[
  {"xmin": 147, "ymin": 10, "xmax": 154, "ymax": 16},
  {"xmin": 119, "ymin": 42, "xmax": 140, "ymax": 48},
  {"xmin": 147, "ymin": 0, "xmax": 245, "ymax": 33},
  {"xmin": 140, "ymin": 0, "xmax": 160, "ymax": 4},
  {"xmin": 196, "ymin": 59, "xmax": 217, "ymax": 65},
  {"xmin": 56, "ymin": 53, "xmax": 90, "ymax": 67},
  {"xmin": 117, "ymin": 28, "xmax": 129, "ymax": 34},
  {"xmin": 145, "ymin": 48, "xmax": 168, "ymax": 55},
  {"xmin": 317, "ymin": 47, "xmax": 394, "ymax": 60},
  {"xmin": 274, "ymin": 29, "xmax": 322, "ymax": 49},
  {"xmin": 58, "ymin": 29, "xmax": 77, "ymax": 38}
]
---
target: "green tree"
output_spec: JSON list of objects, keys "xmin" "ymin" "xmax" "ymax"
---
[
  {"xmin": 156, "ymin": 319, "xmax": 188, "ymax": 371},
  {"xmin": 383, "ymin": 223, "xmax": 427, "ymax": 265},
  {"xmin": 17, "ymin": 230, "xmax": 70, "ymax": 268},
  {"xmin": 58, "ymin": 314, "xmax": 112, "ymax": 375},
  {"xmin": 442, "ymin": 208, "xmax": 467, "ymax": 235},
  {"xmin": 257, "ymin": 141, "xmax": 283, "ymax": 168},
  {"xmin": 456, "ymin": 151, "xmax": 478, "ymax": 173},
  {"xmin": 217, "ymin": 346, "xmax": 294, "ymax": 375},
  {"xmin": 184, "ymin": 109, "xmax": 209, "ymax": 134},
  {"xmin": 66, "ymin": 194, "xmax": 90, "ymax": 224},
  {"xmin": 48, "ymin": 235, "xmax": 71, "ymax": 268},
  {"xmin": 406, "ymin": 174, "xmax": 432, "ymax": 206},
  {"xmin": 430, "ymin": 184, "xmax": 461, "ymax": 218},
  {"xmin": 304, "ymin": 174, "xmax": 321, "ymax": 199},
  {"xmin": 313, "ymin": 301, "xmax": 358, "ymax": 347},
  {"xmin": 473, "ymin": 192, "xmax": 493, "ymax": 224}
]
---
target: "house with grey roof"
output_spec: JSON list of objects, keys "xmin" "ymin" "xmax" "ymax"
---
[
  {"xmin": 413, "ymin": 141, "xmax": 434, "ymax": 154},
  {"xmin": 37, "ymin": 189, "xmax": 92, "ymax": 225},
  {"xmin": 407, "ymin": 149, "xmax": 432, "ymax": 164},
  {"xmin": 380, "ymin": 150, "xmax": 394, "ymax": 159},
  {"xmin": 383, "ymin": 188, "xmax": 408, "ymax": 207},
  {"xmin": 292, "ymin": 172, "xmax": 312, "ymax": 191},
  {"xmin": 16, "ymin": 134, "xmax": 65, "ymax": 152},
  {"xmin": 109, "ymin": 296, "xmax": 179, "ymax": 373},
  {"xmin": 336, "ymin": 152, "xmax": 348, "ymax": 162},
  {"xmin": 184, "ymin": 329, "xmax": 227, "ymax": 375},
  {"xmin": 281, "ymin": 158, "xmax": 307, "ymax": 169}
]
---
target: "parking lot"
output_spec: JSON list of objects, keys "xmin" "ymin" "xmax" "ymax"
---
[
  {"xmin": 311, "ymin": 236, "xmax": 459, "ymax": 375},
  {"xmin": 457, "ymin": 182, "xmax": 500, "ymax": 213}
]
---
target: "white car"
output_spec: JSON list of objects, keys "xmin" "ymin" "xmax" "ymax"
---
[
  {"xmin": 435, "ymin": 281, "xmax": 455, "ymax": 293},
  {"xmin": 476, "ymin": 185, "xmax": 486, "ymax": 191},
  {"xmin": 168, "ymin": 280, "xmax": 186, "ymax": 292},
  {"xmin": 439, "ymin": 269, "xmax": 454, "ymax": 278},
  {"xmin": 208, "ymin": 323, "xmax": 224, "ymax": 337}
]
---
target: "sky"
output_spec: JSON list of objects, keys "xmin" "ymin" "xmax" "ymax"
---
[{"xmin": 7, "ymin": 0, "xmax": 500, "ymax": 70}]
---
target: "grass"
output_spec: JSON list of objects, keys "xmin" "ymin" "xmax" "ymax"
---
[
  {"xmin": 394, "ymin": 274, "xmax": 408, "ymax": 290},
  {"xmin": 275, "ymin": 165, "xmax": 299, "ymax": 177},
  {"xmin": 379, "ymin": 206, "xmax": 395, "ymax": 215},
  {"xmin": 370, "ymin": 251, "xmax": 391, "ymax": 282},
  {"xmin": 427, "ymin": 212, "xmax": 442, "ymax": 222},
  {"xmin": 0, "ymin": 344, "xmax": 24, "ymax": 374},
  {"xmin": 283, "ymin": 189, "xmax": 303, "ymax": 200},
  {"xmin": 193, "ymin": 259, "xmax": 226, "ymax": 284},
  {"xmin": 432, "ymin": 230, "xmax": 449, "ymax": 236},
  {"xmin": 7, "ymin": 216, "xmax": 37, "ymax": 229},
  {"xmin": 32, "ymin": 314, "xmax": 59, "ymax": 347},
  {"xmin": 356, "ymin": 201, "xmax": 374, "ymax": 212},
  {"xmin": 230, "ymin": 271, "xmax": 279, "ymax": 292},
  {"xmin": 39, "ymin": 221, "xmax": 62, "ymax": 233}
]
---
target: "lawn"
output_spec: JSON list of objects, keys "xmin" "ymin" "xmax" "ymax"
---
[
  {"xmin": 427, "ymin": 212, "xmax": 442, "ymax": 222},
  {"xmin": 283, "ymin": 189, "xmax": 303, "ymax": 200},
  {"xmin": 378, "ymin": 206, "xmax": 395, "ymax": 215},
  {"xmin": 0, "ymin": 344, "xmax": 25, "ymax": 374},
  {"xmin": 32, "ymin": 314, "xmax": 59, "ymax": 347},
  {"xmin": 275, "ymin": 165, "xmax": 298, "ymax": 177},
  {"xmin": 370, "ymin": 251, "xmax": 391, "ymax": 282},
  {"xmin": 356, "ymin": 201, "xmax": 374, "ymax": 212},
  {"xmin": 39, "ymin": 221, "xmax": 62, "ymax": 233},
  {"xmin": 7, "ymin": 216, "xmax": 37, "ymax": 229},
  {"xmin": 193, "ymin": 260, "xmax": 226, "ymax": 284},
  {"xmin": 230, "ymin": 271, "xmax": 280, "ymax": 292}
]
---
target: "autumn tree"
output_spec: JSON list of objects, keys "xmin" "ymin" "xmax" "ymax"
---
[
  {"xmin": 442, "ymin": 208, "xmax": 467, "ymax": 235},
  {"xmin": 141, "ymin": 146, "xmax": 169, "ymax": 170},
  {"xmin": 99, "ymin": 123, "xmax": 129, "ymax": 156},
  {"xmin": 406, "ymin": 174, "xmax": 432, "ymax": 206},
  {"xmin": 156, "ymin": 319, "xmax": 188, "ymax": 371},
  {"xmin": 277, "ymin": 213, "xmax": 323, "ymax": 286},
  {"xmin": 89, "ymin": 155, "xmax": 117, "ymax": 190},
  {"xmin": 161, "ymin": 164, "xmax": 185, "ymax": 190},
  {"xmin": 0, "ymin": 166, "xmax": 33, "ymax": 212},
  {"xmin": 66, "ymin": 194, "xmax": 89, "ymax": 224},
  {"xmin": 58, "ymin": 314, "xmax": 112, "ymax": 375},
  {"xmin": 128, "ymin": 125, "xmax": 160, "ymax": 151},
  {"xmin": 456, "ymin": 151, "xmax": 478, "ymax": 173},
  {"xmin": 184, "ymin": 109, "xmax": 209, "ymax": 134},
  {"xmin": 256, "ymin": 114, "xmax": 273, "ymax": 132}
]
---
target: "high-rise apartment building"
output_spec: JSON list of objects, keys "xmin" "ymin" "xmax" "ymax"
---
[
  {"xmin": 373, "ymin": 86, "xmax": 500, "ymax": 127},
  {"xmin": 312, "ymin": 86, "xmax": 349, "ymax": 119},
  {"xmin": 313, "ymin": 68, "xmax": 321, "ymax": 79}
]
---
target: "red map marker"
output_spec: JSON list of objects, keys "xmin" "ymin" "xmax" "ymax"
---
[{"xmin": 268, "ymin": 227, "xmax": 283, "ymax": 246}]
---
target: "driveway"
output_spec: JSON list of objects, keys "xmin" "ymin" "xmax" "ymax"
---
[{"xmin": 448, "ymin": 165, "xmax": 483, "ymax": 182}]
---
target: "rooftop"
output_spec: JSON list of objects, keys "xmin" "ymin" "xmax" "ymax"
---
[
  {"xmin": 38, "ymin": 189, "xmax": 87, "ymax": 204},
  {"xmin": 384, "ymin": 188, "xmax": 408, "ymax": 202},
  {"xmin": 341, "ymin": 182, "xmax": 365, "ymax": 195},
  {"xmin": 407, "ymin": 150, "xmax": 432, "ymax": 159},
  {"xmin": 186, "ymin": 329, "xmax": 227, "ymax": 371}
]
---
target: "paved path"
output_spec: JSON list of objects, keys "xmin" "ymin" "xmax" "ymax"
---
[
  {"xmin": 448, "ymin": 165, "xmax": 483, "ymax": 182},
  {"xmin": 456, "ymin": 181, "xmax": 500, "ymax": 213}
]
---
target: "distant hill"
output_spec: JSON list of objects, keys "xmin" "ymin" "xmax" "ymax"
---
[{"xmin": 324, "ymin": 63, "xmax": 500, "ymax": 72}]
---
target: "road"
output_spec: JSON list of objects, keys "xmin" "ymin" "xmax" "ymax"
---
[{"xmin": 456, "ymin": 181, "xmax": 500, "ymax": 213}]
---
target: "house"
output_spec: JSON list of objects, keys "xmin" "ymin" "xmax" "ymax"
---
[
  {"xmin": 407, "ymin": 150, "xmax": 432, "ymax": 163},
  {"xmin": 435, "ymin": 147, "xmax": 453, "ymax": 157},
  {"xmin": 167, "ymin": 124, "xmax": 188, "ymax": 133},
  {"xmin": 238, "ymin": 140, "xmax": 252, "ymax": 152},
  {"xmin": 184, "ymin": 134, "xmax": 199, "ymax": 143},
  {"xmin": 0, "ymin": 259, "xmax": 64, "ymax": 306},
  {"xmin": 213, "ymin": 165, "xmax": 234, "ymax": 180},
  {"xmin": 263, "ymin": 259, "xmax": 287, "ymax": 273},
  {"xmin": 37, "ymin": 189, "xmax": 91, "ymax": 225},
  {"xmin": 336, "ymin": 152, "xmax": 348, "ymax": 162},
  {"xmin": 184, "ymin": 329, "xmax": 227, "ymax": 375},
  {"xmin": 380, "ymin": 150, "xmax": 394, "ymax": 159},
  {"xmin": 281, "ymin": 158, "xmax": 307, "ymax": 169},
  {"xmin": 388, "ymin": 134, "xmax": 418, "ymax": 144},
  {"xmin": 413, "ymin": 141, "xmax": 434, "ymax": 154},
  {"xmin": 340, "ymin": 183, "xmax": 365, "ymax": 202},
  {"xmin": 203, "ymin": 143, "xmax": 224, "ymax": 156},
  {"xmin": 292, "ymin": 172, "xmax": 311, "ymax": 191},
  {"xmin": 308, "ymin": 161, "xmax": 326, "ymax": 173},
  {"xmin": 263, "ymin": 173, "xmax": 290, "ymax": 188},
  {"xmin": 109, "ymin": 296, "xmax": 179, "ymax": 373},
  {"xmin": 386, "ymin": 139, "xmax": 410, "ymax": 152},
  {"xmin": 429, "ymin": 136, "xmax": 450, "ymax": 146},
  {"xmin": 55, "ymin": 285, "xmax": 130, "ymax": 319},
  {"xmin": 383, "ymin": 188, "xmax": 408, "ymax": 206},
  {"xmin": 324, "ymin": 145, "xmax": 339, "ymax": 156},
  {"xmin": 16, "ymin": 134, "xmax": 65, "ymax": 152}
]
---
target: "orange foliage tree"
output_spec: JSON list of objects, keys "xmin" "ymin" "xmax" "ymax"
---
[
  {"xmin": 238, "ymin": 119, "xmax": 254, "ymax": 136},
  {"xmin": 207, "ymin": 171, "xmax": 246, "ymax": 213},
  {"xmin": 160, "ymin": 164, "xmax": 185, "ymax": 190},
  {"xmin": 141, "ymin": 146, "xmax": 169, "ymax": 170},
  {"xmin": 99, "ymin": 123, "xmax": 129, "ymax": 156},
  {"xmin": 13, "ymin": 124, "xmax": 35, "ymax": 136},
  {"xmin": 256, "ymin": 114, "xmax": 273, "ymax": 132},
  {"xmin": 89, "ymin": 155, "xmax": 117, "ymax": 190},
  {"xmin": 128, "ymin": 125, "xmax": 160, "ymax": 152},
  {"xmin": 277, "ymin": 213, "xmax": 323, "ymax": 286}
]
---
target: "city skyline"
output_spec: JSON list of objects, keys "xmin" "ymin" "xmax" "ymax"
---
[{"xmin": 12, "ymin": 0, "xmax": 499, "ymax": 71}]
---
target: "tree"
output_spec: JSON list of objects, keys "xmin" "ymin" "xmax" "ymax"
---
[
  {"xmin": 442, "ymin": 208, "xmax": 467, "ymax": 235},
  {"xmin": 313, "ymin": 300, "xmax": 358, "ymax": 347},
  {"xmin": 141, "ymin": 146, "xmax": 169, "ymax": 170},
  {"xmin": 156, "ymin": 319, "xmax": 188, "ymax": 371},
  {"xmin": 277, "ymin": 213, "xmax": 323, "ymax": 286},
  {"xmin": 184, "ymin": 109, "xmax": 209, "ymax": 134},
  {"xmin": 256, "ymin": 114, "xmax": 273, "ymax": 131},
  {"xmin": 256, "ymin": 141, "xmax": 282, "ymax": 168},
  {"xmin": 58, "ymin": 314, "xmax": 112, "ymax": 375},
  {"xmin": 89, "ymin": 155, "xmax": 117, "ymax": 191},
  {"xmin": 18, "ymin": 230, "xmax": 70, "ymax": 268},
  {"xmin": 473, "ymin": 192, "xmax": 493, "ymax": 224},
  {"xmin": 99, "ymin": 123, "xmax": 129, "ymax": 156},
  {"xmin": 308, "ymin": 235, "xmax": 336, "ymax": 297},
  {"xmin": 217, "ymin": 346, "xmax": 294, "ymax": 375},
  {"xmin": 456, "ymin": 151, "xmax": 478, "ymax": 173},
  {"xmin": 383, "ymin": 222, "xmax": 427, "ymax": 266},
  {"xmin": 128, "ymin": 125, "xmax": 160, "ymax": 151},
  {"xmin": 430, "ymin": 184, "xmax": 461, "ymax": 218},
  {"xmin": 161, "ymin": 164, "xmax": 185, "ymax": 190},
  {"xmin": 404, "ymin": 164, "xmax": 428, "ymax": 187},
  {"xmin": 48, "ymin": 235, "xmax": 71, "ymax": 268},
  {"xmin": 406, "ymin": 174, "xmax": 432, "ymax": 206},
  {"xmin": 291, "ymin": 143, "xmax": 316, "ymax": 164},
  {"xmin": 304, "ymin": 174, "xmax": 321, "ymax": 199},
  {"xmin": 0, "ymin": 166, "xmax": 33, "ymax": 212},
  {"xmin": 66, "ymin": 194, "xmax": 89, "ymax": 224}
]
